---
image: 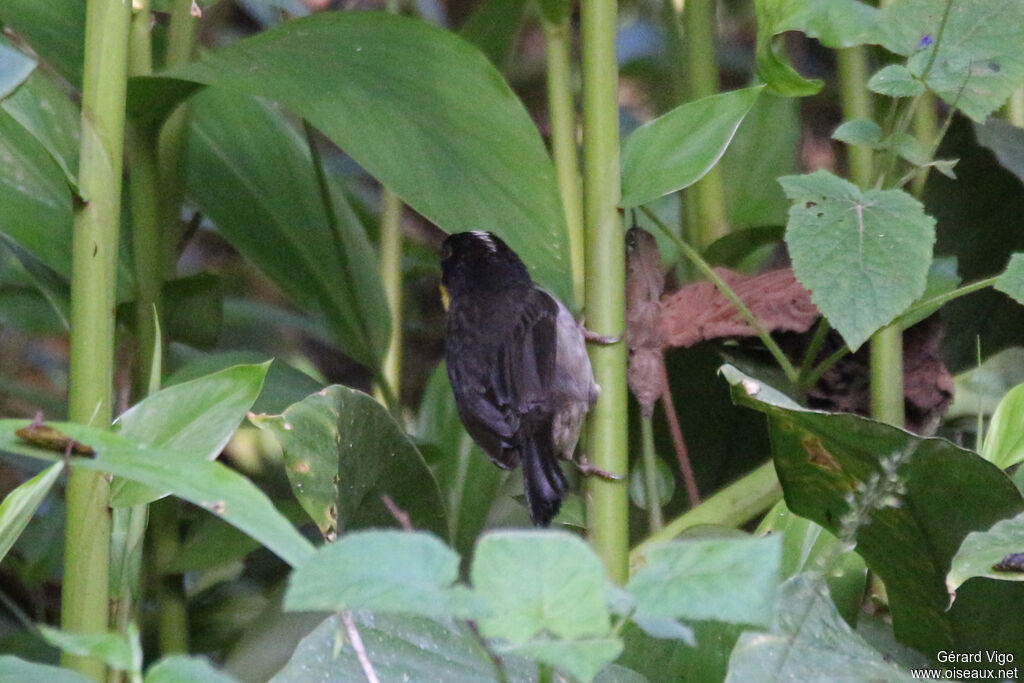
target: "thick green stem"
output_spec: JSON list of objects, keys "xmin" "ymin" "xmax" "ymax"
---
[
  {"xmin": 910, "ymin": 93, "xmax": 938, "ymax": 197},
  {"xmin": 64, "ymin": 0, "xmax": 131, "ymax": 676},
  {"xmin": 640, "ymin": 417, "xmax": 664, "ymax": 532},
  {"xmin": 379, "ymin": 189, "xmax": 403, "ymax": 399},
  {"xmin": 1009, "ymin": 89, "xmax": 1024, "ymax": 127},
  {"xmin": 630, "ymin": 460, "xmax": 781, "ymax": 568},
  {"xmin": 581, "ymin": 0, "xmax": 629, "ymax": 584},
  {"xmin": 870, "ymin": 325, "xmax": 905, "ymax": 425},
  {"xmin": 152, "ymin": 500, "xmax": 188, "ymax": 654},
  {"xmin": 542, "ymin": 18, "xmax": 585, "ymax": 306},
  {"xmin": 682, "ymin": 0, "xmax": 728, "ymax": 247},
  {"xmin": 641, "ymin": 206, "xmax": 800, "ymax": 383},
  {"xmin": 837, "ymin": 47, "xmax": 873, "ymax": 188}
]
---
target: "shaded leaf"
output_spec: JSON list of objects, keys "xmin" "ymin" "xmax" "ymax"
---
[
  {"xmin": 110, "ymin": 363, "xmax": 270, "ymax": 507},
  {"xmin": 780, "ymin": 170, "xmax": 935, "ymax": 350},
  {"xmin": 994, "ymin": 252, "xmax": 1024, "ymax": 306},
  {"xmin": 251, "ymin": 385, "xmax": 447, "ymax": 539},
  {"xmin": 0, "ymin": 0, "xmax": 85, "ymax": 88},
  {"xmin": 133, "ymin": 12, "xmax": 573, "ymax": 305},
  {"xmin": 37, "ymin": 626, "xmax": 135, "ymax": 673},
  {"xmin": 459, "ymin": 0, "xmax": 527, "ymax": 70},
  {"xmin": 948, "ymin": 510, "xmax": 1024, "ymax": 591},
  {"xmin": 285, "ymin": 530, "xmax": 482, "ymax": 618},
  {"xmin": 0, "ymin": 656, "xmax": 91, "ymax": 683},
  {"xmin": 627, "ymin": 535, "xmax": 781, "ymax": 628},
  {"xmin": 0, "ymin": 42, "xmax": 35, "ymax": 100},
  {"xmin": 0, "ymin": 462, "xmax": 61, "ymax": 563},
  {"xmin": 979, "ymin": 380, "xmax": 1024, "ymax": 469},
  {"xmin": 725, "ymin": 574, "xmax": 913, "ymax": 682},
  {"xmin": 831, "ymin": 119, "xmax": 881, "ymax": 147},
  {"xmin": 145, "ymin": 655, "xmax": 239, "ymax": 683},
  {"xmin": 498, "ymin": 638, "xmax": 624, "ymax": 683},
  {"xmin": 620, "ymin": 87, "xmax": 763, "ymax": 207},
  {"xmin": 867, "ymin": 64, "xmax": 925, "ymax": 97},
  {"xmin": 0, "ymin": 419, "xmax": 315, "ymax": 568}
]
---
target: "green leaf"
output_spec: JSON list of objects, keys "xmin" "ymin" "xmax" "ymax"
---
[
  {"xmin": 725, "ymin": 574, "xmax": 914, "ymax": 682},
  {"xmin": 724, "ymin": 364, "xmax": 1024, "ymax": 656},
  {"xmin": 976, "ymin": 118, "xmax": 1024, "ymax": 181},
  {"xmin": 629, "ymin": 457, "xmax": 675, "ymax": 509},
  {"xmin": 133, "ymin": 11, "xmax": 573, "ymax": 306},
  {"xmin": 780, "ymin": 170, "xmax": 936, "ymax": 350},
  {"xmin": 251, "ymin": 385, "xmax": 447, "ymax": 539},
  {"xmin": 471, "ymin": 530, "xmax": 611, "ymax": 643},
  {"xmin": 626, "ymin": 535, "xmax": 781, "ymax": 628},
  {"xmin": 0, "ymin": 42, "xmax": 35, "ymax": 100},
  {"xmin": 620, "ymin": 86, "xmax": 763, "ymax": 208},
  {"xmin": 831, "ymin": 119, "xmax": 882, "ymax": 147},
  {"xmin": 498, "ymin": 639, "xmax": 624, "ymax": 683},
  {"xmin": 0, "ymin": 419, "xmax": 315, "ymax": 568},
  {"xmin": 980, "ymin": 381, "xmax": 1024, "ymax": 469},
  {"xmin": 110, "ymin": 362, "xmax": 270, "ymax": 507},
  {"xmin": 284, "ymin": 530, "xmax": 481, "ymax": 618},
  {"xmin": 272, "ymin": 612, "xmax": 535, "ymax": 683},
  {"xmin": 459, "ymin": 0, "xmax": 527, "ymax": 70},
  {"xmin": 994, "ymin": 252, "xmax": 1024, "ymax": 306},
  {"xmin": 0, "ymin": 656, "xmax": 91, "ymax": 683},
  {"xmin": 37, "ymin": 625, "xmax": 135, "ymax": 673},
  {"xmin": 867, "ymin": 64, "xmax": 925, "ymax": 97},
  {"xmin": 186, "ymin": 87, "xmax": 388, "ymax": 367},
  {"xmin": 881, "ymin": 0, "xmax": 1024, "ymax": 122},
  {"xmin": 0, "ymin": 462, "xmax": 61, "ymax": 563},
  {"xmin": 0, "ymin": 0, "xmax": 85, "ymax": 88},
  {"xmin": 145, "ymin": 655, "xmax": 239, "ymax": 683},
  {"xmin": 948, "ymin": 510, "xmax": 1024, "ymax": 591}
]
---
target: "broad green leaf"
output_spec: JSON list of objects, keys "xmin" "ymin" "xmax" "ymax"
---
[
  {"xmin": 187, "ymin": 87, "xmax": 388, "ymax": 367},
  {"xmin": 994, "ymin": 252, "xmax": 1024, "ymax": 306},
  {"xmin": 0, "ymin": 0, "xmax": 85, "ymax": 88},
  {"xmin": 725, "ymin": 574, "xmax": 914, "ymax": 682},
  {"xmin": 536, "ymin": 0, "xmax": 571, "ymax": 24},
  {"xmin": 0, "ymin": 656, "xmax": 91, "ymax": 683},
  {"xmin": 498, "ymin": 639, "xmax": 624, "ymax": 683},
  {"xmin": 0, "ymin": 109, "xmax": 73, "ymax": 280},
  {"xmin": 0, "ymin": 462, "xmax": 61, "ymax": 563},
  {"xmin": 628, "ymin": 456, "xmax": 674, "ymax": 509},
  {"xmin": 0, "ymin": 42, "xmax": 35, "ymax": 100},
  {"xmin": 880, "ymin": 0, "xmax": 1024, "ymax": 122},
  {"xmin": 867, "ymin": 64, "xmax": 925, "ymax": 97},
  {"xmin": 459, "ymin": 0, "xmax": 527, "ymax": 70},
  {"xmin": 976, "ymin": 118, "xmax": 1024, "ymax": 181},
  {"xmin": 133, "ymin": 12, "xmax": 573, "ymax": 306},
  {"xmin": 948, "ymin": 348, "xmax": 1024, "ymax": 420},
  {"xmin": 0, "ymin": 419, "xmax": 315, "ymax": 567},
  {"xmin": 471, "ymin": 530, "xmax": 610, "ymax": 643},
  {"xmin": 831, "ymin": 119, "xmax": 881, "ymax": 147},
  {"xmin": 948, "ymin": 510, "xmax": 1024, "ymax": 591},
  {"xmin": 145, "ymin": 655, "xmax": 239, "ymax": 683},
  {"xmin": 620, "ymin": 86, "xmax": 763, "ymax": 208},
  {"xmin": 616, "ymin": 620, "xmax": 745, "ymax": 683},
  {"xmin": 724, "ymin": 364, "xmax": 1024, "ymax": 656},
  {"xmin": 416, "ymin": 362, "xmax": 503, "ymax": 557},
  {"xmin": 37, "ymin": 625, "xmax": 136, "ymax": 673},
  {"xmin": 110, "ymin": 362, "xmax": 270, "ymax": 507},
  {"xmin": 626, "ymin": 535, "xmax": 781, "ymax": 628},
  {"xmin": 271, "ymin": 612, "xmax": 536, "ymax": 683},
  {"xmin": 780, "ymin": 170, "xmax": 935, "ymax": 350},
  {"xmin": 251, "ymin": 385, "xmax": 447, "ymax": 539},
  {"xmin": 284, "ymin": 530, "xmax": 481, "ymax": 618},
  {"xmin": 979, "ymin": 381, "xmax": 1024, "ymax": 469}
]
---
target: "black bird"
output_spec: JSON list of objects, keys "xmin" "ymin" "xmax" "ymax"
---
[{"xmin": 440, "ymin": 231, "xmax": 599, "ymax": 526}]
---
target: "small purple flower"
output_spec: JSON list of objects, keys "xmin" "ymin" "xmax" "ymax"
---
[{"xmin": 918, "ymin": 35, "xmax": 934, "ymax": 49}]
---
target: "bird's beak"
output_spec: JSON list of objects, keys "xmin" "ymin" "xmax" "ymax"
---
[{"xmin": 439, "ymin": 284, "xmax": 450, "ymax": 312}]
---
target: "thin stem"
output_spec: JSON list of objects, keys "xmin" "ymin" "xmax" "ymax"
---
[
  {"xmin": 893, "ymin": 277, "xmax": 998, "ymax": 330},
  {"xmin": 630, "ymin": 460, "xmax": 781, "ymax": 567},
  {"xmin": 542, "ymin": 17, "xmax": 586, "ymax": 306},
  {"xmin": 909, "ymin": 93, "xmax": 938, "ymax": 197},
  {"xmin": 837, "ymin": 46, "xmax": 873, "ymax": 188},
  {"xmin": 801, "ymin": 343, "xmax": 851, "ymax": 391},
  {"xmin": 379, "ymin": 189, "xmax": 403, "ymax": 401},
  {"xmin": 581, "ymin": 0, "xmax": 629, "ymax": 584},
  {"xmin": 797, "ymin": 317, "xmax": 831, "ymax": 382},
  {"xmin": 640, "ymin": 205, "xmax": 800, "ymax": 383},
  {"xmin": 64, "ymin": 0, "xmax": 131, "ymax": 676},
  {"xmin": 658, "ymin": 362, "xmax": 700, "ymax": 506},
  {"xmin": 640, "ymin": 417, "xmax": 664, "ymax": 532},
  {"xmin": 682, "ymin": 0, "xmax": 728, "ymax": 247}
]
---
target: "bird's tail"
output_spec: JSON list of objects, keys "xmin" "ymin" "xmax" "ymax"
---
[{"xmin": 520, "ymin": 427, "xmax": 569, "ymax": 527}]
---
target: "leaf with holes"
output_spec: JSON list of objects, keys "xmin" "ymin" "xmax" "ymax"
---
[{"xmin": 780, "ymin": 170, "xmax": 935, "ymax": 350}]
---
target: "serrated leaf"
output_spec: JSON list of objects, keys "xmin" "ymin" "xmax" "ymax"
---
[
  {"xmin": 994, "ymin": 252, "xmax": 1024, "ymax": 306},
  {"xmin": 284, "ymin": 530, "xmax": 483, "ymax": 618},
  {"xmin": 620, "ymin": 86, "xmax": 763, "ymax": 207},
  {"xmin": 471, "ymin": 531, "xmax": 610, "ymax": 643},
  {"xmin": 831, "ymin": 119, "xmax": 882, "ymax": 147},
  {"xmin": 725, "ymin": 574, "xmax": 914, "ymax": 682},
  {"xmin": 867, "ymin": 64, "xmax": 925, "ymax": 97},
  {"xmin": 979, "ymin": 380, "xmax": 1024, "ymax": 469},
  {"xmin": 948, "ymin": 510, "xmax": 1024, "ymax": 591},
  {"xmin": 881, "ymin": 0, "xmax": 1024, "ymax": 122},
  {"xmin": 251, "ymin": 385, "xmax": 447, "ymax": 539},
  {"xmin": 0, "ymin": 462, "xmax": 61, "ymax": 563},
  {"xmin": 627, "ymin": 536, "xmax": 781, "ymax": 628},
  {"xmin": 780, "ymin": 170, "xmax": 935, "ymax": 350},
  {"xmin": 110, "ymin": 363, "xmax": 270, "ymax": 507}
]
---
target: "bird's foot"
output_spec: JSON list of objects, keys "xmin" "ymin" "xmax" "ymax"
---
[
  {"xmin": 575, "ymin": 453, "xmax": 624, "ymax": 480},
  {"xmin": 577, "ymin": 318, "xmax": 620, "ymax": 345}
]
